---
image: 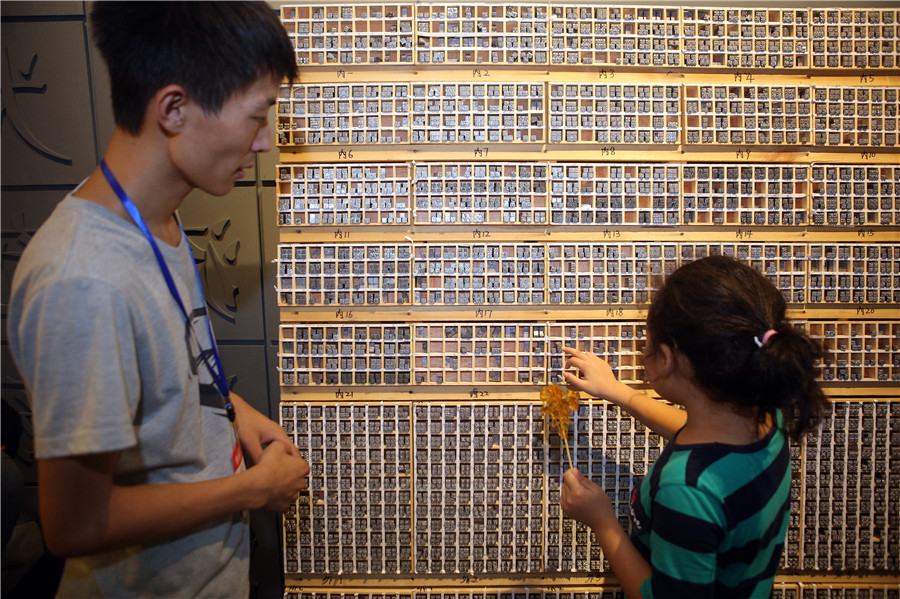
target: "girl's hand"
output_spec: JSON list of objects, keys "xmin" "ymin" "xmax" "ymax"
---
[
  {"xmin": 562, "ymin": 468, "xmax": 652, "ymax": 599},
  {"xmin": 562, "ymin": 347, "xmax": 627, "ymax": 401},
  {"xmin": 563, "ymin": 348, "xmax": 687, "ymax": 440},
  {"xmin": 560, "ymin": 468, "xmax": 618, "ymax": 533}
]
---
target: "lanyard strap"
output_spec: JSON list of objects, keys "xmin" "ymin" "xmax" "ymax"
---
[{"xmin": 100, "ymin": 160, "xmax": 233, "ymax": 412}]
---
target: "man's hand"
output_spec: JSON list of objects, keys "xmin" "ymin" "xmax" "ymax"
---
[
  {"xmin": 251, "ymin": 442, "xmax": 310, "ymax": 512},
  {"xmin": 229, "ymin": 392, "xmax": 299, "ymax": 463},
  {"xmin": 227, "ymin": 393, "xmax": 309, "ymax": 512}
]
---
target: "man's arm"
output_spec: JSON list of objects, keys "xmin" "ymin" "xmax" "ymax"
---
[
  {"xmin": 229, "ymin": 391, "xmax": 300, "ymax": 463},
  {"xmin": 39, "ymin": 440, "xmax": 308, "ymax": 558}
]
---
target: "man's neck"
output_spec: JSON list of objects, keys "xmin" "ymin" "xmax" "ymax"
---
[{"xmin": 78, "ymin": 128, "xmax": 191, "ymax": 247}]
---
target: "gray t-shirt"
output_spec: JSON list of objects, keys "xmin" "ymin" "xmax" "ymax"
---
[{"xmin": 8, "ymin": 193, "xmax": 249, "ymax": 598}]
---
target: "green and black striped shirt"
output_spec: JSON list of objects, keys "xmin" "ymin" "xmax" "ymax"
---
[{"xmin": 630, "ymin": 411, "xmax": 791, "ymax": 599}]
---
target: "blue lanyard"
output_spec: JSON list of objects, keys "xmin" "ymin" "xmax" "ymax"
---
[{"xmin": 100, "ymin": 159, "xmax": 234, "ymax": 420}]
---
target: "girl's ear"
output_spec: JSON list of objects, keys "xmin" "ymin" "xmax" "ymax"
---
[
  {"xmin": 655, "ymin": 343, "xmax": 681, "ymax": 379},
  {"xmin": 669, "ymin": 345, "xmax": 697, "ymax": 381},
  {"xmin": 154, "ymin": 84, "xmax": 189, "ymax": 133}
]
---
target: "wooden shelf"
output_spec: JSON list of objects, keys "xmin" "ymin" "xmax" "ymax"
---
[{"xmin": 275, "ymin": 3, "xmax": 900, "ymax": 589}]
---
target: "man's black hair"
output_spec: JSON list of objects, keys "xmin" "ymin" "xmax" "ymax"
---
[{"xmin": 91, "ymin": 1, "xmax": 297, "ymax": 134}]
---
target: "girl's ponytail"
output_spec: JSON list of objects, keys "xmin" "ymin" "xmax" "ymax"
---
[{"xmin": 750, "ymin": 321, "xmax": 828, "ymax": 440}]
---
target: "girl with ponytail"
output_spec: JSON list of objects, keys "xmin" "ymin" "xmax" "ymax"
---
[{"xmin": 560, "ymin": 255, "xmax": 827, "ymax": 599}]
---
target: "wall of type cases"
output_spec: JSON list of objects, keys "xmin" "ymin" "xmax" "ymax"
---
[{"xmin": 273, "ymin": 3, "xmax": 899, "ymax": 598}]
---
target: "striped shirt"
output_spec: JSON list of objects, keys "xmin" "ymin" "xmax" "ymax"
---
[{"xmin": 630, "ymin": 411, "xmax": 791, "ymax": 599}]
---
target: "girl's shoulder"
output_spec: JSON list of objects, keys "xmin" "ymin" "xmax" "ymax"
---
[{"xmin": 659, "ymin": 423, "xmax": 787, "ymax": 492}]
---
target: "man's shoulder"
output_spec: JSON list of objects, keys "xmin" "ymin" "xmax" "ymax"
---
[
  {"xmin": 19, "ymin": 195, "xmax": 137, "ymax": 267},
  {"xmin": 17, "ymin": 196, "xmax": 139, "ymax": 278}
]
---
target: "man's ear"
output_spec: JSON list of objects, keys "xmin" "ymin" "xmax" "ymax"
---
[{"xmin": 154, "ymin": 84, "xmax": 189, "ymax": 133}]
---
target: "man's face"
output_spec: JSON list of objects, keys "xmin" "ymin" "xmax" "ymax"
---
[{"xmin": 173, "ymin": 75, "xmax": 278, "ymax": 196}]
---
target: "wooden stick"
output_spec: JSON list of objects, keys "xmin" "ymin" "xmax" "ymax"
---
[{"xmin": 562, "ymin": 434, "xmax": 574, "ymax": 471}]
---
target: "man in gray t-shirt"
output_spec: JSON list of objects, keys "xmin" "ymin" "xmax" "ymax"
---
[{"xmin": 7, "ymin": 4, "xmax": 309, "ymax": 597}]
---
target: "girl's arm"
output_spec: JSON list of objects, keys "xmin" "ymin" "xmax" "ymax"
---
[
  {"xmin": 562, "ymin": 347, "xmax": 686, "ymax": 440},
  {"xmin": 561, "ymin": 468, "xmax": 651, "ymax": 598}
]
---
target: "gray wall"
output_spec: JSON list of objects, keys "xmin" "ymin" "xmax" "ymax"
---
[{"xmin": 1, "ymin": 1, "xmax": 283, "ymax": 596}]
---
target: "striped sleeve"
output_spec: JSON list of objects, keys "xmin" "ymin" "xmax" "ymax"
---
[{"xmin": 641, "ymin": 483, "xmax": 726, "ymax": 599}]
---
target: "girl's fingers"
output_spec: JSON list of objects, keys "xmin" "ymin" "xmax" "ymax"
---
[{"xmin": 564, "ymin": 468, "xmax": 590, "ymax": 489}]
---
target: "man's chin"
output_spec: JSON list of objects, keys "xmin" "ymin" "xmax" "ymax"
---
[{"xmin": 199, "ymin": 182, "xmax": 237, "ymax": 197}]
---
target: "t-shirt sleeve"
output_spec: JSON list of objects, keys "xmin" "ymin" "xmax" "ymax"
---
[
  {"xmin": 12, "ymin": 275, "xmax": 141, "ymax": 459},
  {"xmin": 639, "ymin": 484, "xmax": 725, "ymax": 599}
]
